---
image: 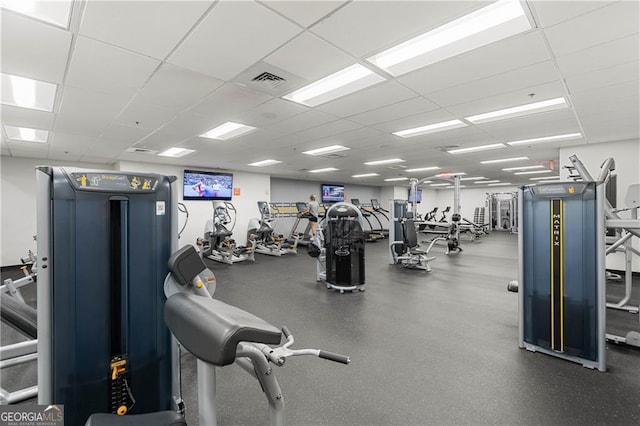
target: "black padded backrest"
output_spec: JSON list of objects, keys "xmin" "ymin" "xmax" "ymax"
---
[
  {"xmin": 403, "ymin": 219, "xmax": 418, "ymax": 248},
  {"xmin": 164, "ymin": 293, "xmax": 282, "ymax": 366},
  {"xmin": 167, "ymin": 245, "xmax": 207, "ymax": 286}
]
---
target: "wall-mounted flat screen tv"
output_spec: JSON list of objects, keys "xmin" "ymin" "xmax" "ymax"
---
[
  {"xmin": 183, "ymin": 170, "xmax": 233, "ymax": 201},
  {"xmin": 321, "ymin": 184, "xmax": 345, "ymax": 203},
  {"xmin": 408, "ymin": 188, "xmax": 422, "ymax": 203}
]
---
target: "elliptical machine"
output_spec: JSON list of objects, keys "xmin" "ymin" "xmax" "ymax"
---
[
  {"xmin": 247, "ymin": 201, "xmax": 298, "ymax": 256},
  {"xmin": 198, "ymin": 202, "xmax": 255, "ymax": 264}
]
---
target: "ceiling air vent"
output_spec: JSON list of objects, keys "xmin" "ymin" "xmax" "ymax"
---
[
  {"xmin": 252, "ymin": 72, "xmax": 286, "ymax": 90},
  {"xmin": 126, "ymin": 147, "xmax": 158, "ymax": 155},
  {"xmin": 233, "ymin": 61, "xmax": 306, "ymax": 97},
  {"xmin": 321, "ymin": 153, "xmax": 348, "ymax": 159}
]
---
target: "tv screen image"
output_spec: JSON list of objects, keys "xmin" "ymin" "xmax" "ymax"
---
[
  {"xmin": 183, "ymin": 170, "xmax": 233, "ymax": 201},
  {"xmin": 408, "ymin": 188, "xmax": 422, "ymax": 203},
  {"xmin": 321, "ymin": 184, "xmax": 345, "ymax": 203}
]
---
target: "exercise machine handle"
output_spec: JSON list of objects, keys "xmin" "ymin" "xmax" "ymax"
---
[
  {"xmin": 281, "ymin": 326, "xmax": 292, "ymax": 339},
  {"xmin": 319, "ymin": 350, "xmax": 351, "ymax": 365}
]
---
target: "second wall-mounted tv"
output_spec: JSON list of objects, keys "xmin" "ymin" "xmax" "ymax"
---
[
  {"xmin": 183, "ymin": 170, "xmax": 233, "ymax": 201},
  {"xmin": 321, "ymin": 183, "xmax": 345, "ymax": 203},
  {"xmin": 408, "ymin": 188, "xmax": 422, "ymax": 203}
]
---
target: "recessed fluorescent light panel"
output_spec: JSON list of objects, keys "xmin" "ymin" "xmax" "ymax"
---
[
  {"xmin": 513, "ymin": 170, "xmax": 552, "ymax": 175},
  {"xmin": 431, "ymin": 183, "xmax": 450, "ymax": 187},
  {"xmin": 248, "ymin": 159, "xmax": 282, "ymax": 167},
  {"xmin": 393, "ymin": 119, "xmax": 467, "ymax": 138},
  {"xmin": 406, "ymin": 166, "xmax": 441, "ymax": 173},
  {"xmin": 466, "ymin": 97, "xmax": 568, "ymax": 124},
  {"xmin": 364, "ymin": 158, "xmax": 405, "ymax": 166},
  {"xmin": 507, "ymin": 132, "xmax": 582, "ymax": 146},
  {"xmin": 282, "ymin": 64, "xmax": 385, "ymax": 107},
  {"xmin": 3, "ymin": 125, "xmax": 48, "ymax": 143},
  {"xmin": 435, "ymin": 172, "xmax": 467, "ymax": 177},
  {"xmin": 1, "ymin": 73, "xmax": 57, "ymax": 112},
  {"xmin": 530, "ymin": 176, "xmax": 560, "ymax": 180},
  {"xmin": 475, "ymin": 180, "xmax": 500, "ymax": 184},
  {"xmin": 460, "ymin": 177, "xmax": 486, "ymax": 181},
  {"xmin": 448, "ymin": 143, "xmax": 506, "ymax": 154},
  {"xmin": 200, "ymin": 122, "xmax": 256, "ymax": 140},
  {"xmin": 1, "ymin": 0, "xmax": 73, "ymax": 28},
  {"xmin": 309, "ymin": 167, "xmax": 338, "ymax": 173},
  {"xmin": 480, "ymin": 156, "xmax": 529, "ymax": 164},
  {"xmin": 488, "ymin": 182, "xmax": 513, "ymax": 186},
  {"xmin": 302, "ymin": 145, "xmax": 349, "ymax": 156},
  {"xmin": 352, "ymin": 173, "xmax": 379, "ymax": 178},
  {"xmin": 158, "ymin": 147, "xmax": 195, "ymax": 158},
  {"xmin": 384, "ymin": 177, "xmax": 409, "ymax": 182},
  {"xmin": 502, "ymin": 165, "xmax": 544, "ymax": 171},
  {"xmin": 366, "ymin": 0, "xmax": 532, "ymax": 76}
]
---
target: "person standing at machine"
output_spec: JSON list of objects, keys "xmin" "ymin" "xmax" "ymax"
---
[{"xmin": 303, "ymin": 194, "xmax": 319, "ymax": 236}]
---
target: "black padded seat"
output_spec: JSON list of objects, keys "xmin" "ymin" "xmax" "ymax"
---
[
  {"xmin": 164, "ymin": 293, "xmax": 282, "ymax": 366},
  {"xmin": 85, "ymin": 411, "xmax": 186, "ymax": 426},
  {"xmin": 410, "ymin": 248, "xmax": 426, "ymax": 255}
]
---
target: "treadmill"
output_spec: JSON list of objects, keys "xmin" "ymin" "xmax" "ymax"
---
[
  {"xmin": 289, "ymin": 202, "xmax": 313, "ymax": 246},
  {"xmin": 369, "ymin": 199, "xmax": 390, "ymax": 236}
]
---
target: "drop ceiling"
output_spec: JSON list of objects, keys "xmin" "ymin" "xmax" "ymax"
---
[{"xmin": 1, "ymin": 0, "xmax": 638, "ymax": 185}]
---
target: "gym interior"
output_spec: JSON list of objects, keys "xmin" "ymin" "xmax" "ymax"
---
[{"xmin": 1, "ymin": 1, "xmax": 639, "ymax": 425}]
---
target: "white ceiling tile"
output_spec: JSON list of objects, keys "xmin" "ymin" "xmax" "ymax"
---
[
  {"xmin": 235, "ymin": 98, "xmax": 309, "ymax": 129},
  {"xmin": 55, "ymin": 87, "xmax": 131, "ymax": 136},
  {"xmin": 571, "ymin": 79, "xmax": 639, "ymax": 106},
  {"xmin": 1, "ymin": 105, "xmax": 55, "ymax": 130},
  {"xmin": 135, "ymin": 64, "xmax": 224, "ymax": 112},
  {"xmin": 7, "ymin": 148, "xmax": 49, "ymax": 159},
  {"xmin": 66, "ymin": 36, "xmax": 161, "ymax": 96},
  {"xmin": 573, "ymin": 93, "xmax": 639, "ymax": 120},
  {"xmin": 190, "ymin": 83, "xmax": 272, "ymax": 121},
  {"xmin": 316, "ymin": 81, "xmax": 417, "ymax": 118},
  {"xmin": 555, "ymin": 34, "xmax": 639, "ymax": 77},
  {"xmin": 114, "ymin": 100, "xmax": 177, "ymax": 130},
  {"xmin": 566, "ymin": 61, "xmax": 639, "ymax": 94},
  {"xmin": 398, "ymin": 31, "xmax": 552, "ymax": 95},
  {"xmin": 80, "ymin": 0, "xmax": 212, "ymax": 59},
  {"xmin": 445, "ymin": 81, "xmax": 567, "ymax": 118},
  {"xmin": 348, "ymin": 97, "xmax": 439, "ymax": 126},
  {"xmin": 426, "ymin": 61, "xmax": 561, "ymax": 108},
  {"xmin": 294, "ymin": 119, "xmax": 362, "ymax": 140},
  {"xmin": 263, "ymin": 109, "xmax": 338, "ymax": 135},
  {"xmin": 4, "ymin": 140, "xmax": 49, "ymax": 152},
  {"xmin": 259, "ymin": 0, "xmax": 347, "ymax": 28},
  {"xmin": 543, "ymin": 1, "xmax": 639, "ymax": 57},
  {"xmin": 0, "ymin": 12, "xmax": 72, "ymax": 83},
  {"xmin": 311, "ymin": 1, "xmax": 488, "ymax": 58},
  {"xmin": 168, "ymin": 1, "xmax": 302, "ymax": 80},
  {"xmin": 581, "ymin": 114, "xmax": 640, "ymax": 143},
  {"xmin": 263, "ymin": 32, "xmax": 354, "ymax": 82},
  {"xmin": 531, "ymin": 1, "xmax": 616, "ymax": 28},
  {"xmin": 99, "ymin": 124, "xmax": 154, "ymax": 144}
]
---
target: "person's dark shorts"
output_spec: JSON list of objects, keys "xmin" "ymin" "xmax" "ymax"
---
[{"xmin": 309, "ymin": 216, "xmax": 318, "ymax": 222}]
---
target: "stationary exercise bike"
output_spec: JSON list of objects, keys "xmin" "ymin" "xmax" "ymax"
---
[{"xmin": 85, "ymin": 245, "xmax": 350, "ymax": 426}]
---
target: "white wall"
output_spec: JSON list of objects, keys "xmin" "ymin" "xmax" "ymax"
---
[
  {"xmin": 116, "ymin": 161, "xmax": 270, "ymax": 249},
  {"xmin": 0, "ymin": 157, "xmax": 115, "ymax": 265},
  {"xmin": 559, "ymin": 139, "xmax": 640, "ymax": 272}
]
